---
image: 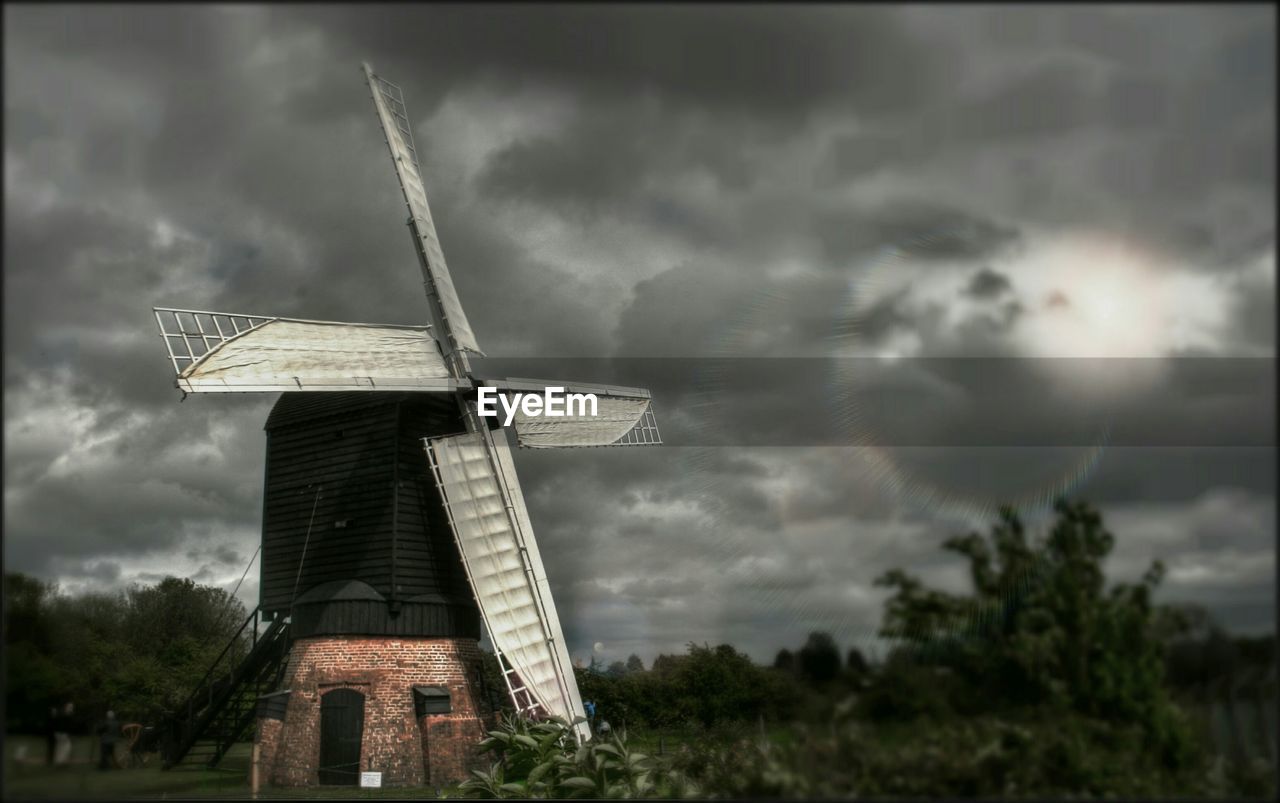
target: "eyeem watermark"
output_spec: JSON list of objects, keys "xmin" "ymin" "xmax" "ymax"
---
[{"xmin": 476, "ymin": 387, "xmax": 598, "ymax": 426}]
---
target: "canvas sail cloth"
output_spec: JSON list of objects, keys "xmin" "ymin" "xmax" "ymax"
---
[
  {"xmin": 506, "ymin": 394, "xmax": 652, "ymax": 448},
  {"xmin": 175, "ymin": 318, "xmax": 454, "ymax": 392},
  {"xmin": 426, "ymin": 431, "xmax": 589, "ymax": 741}
]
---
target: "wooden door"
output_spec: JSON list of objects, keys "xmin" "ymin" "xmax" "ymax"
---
[{"xmin": 318, "ymin": 688, "xmax": 364, "ymax": 785}]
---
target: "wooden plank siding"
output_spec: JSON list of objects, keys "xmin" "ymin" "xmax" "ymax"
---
[{"xmin": 259, "ymin": 393, "xmax": 474, "ymax": 629}]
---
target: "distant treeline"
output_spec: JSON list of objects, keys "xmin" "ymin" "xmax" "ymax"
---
[
  {"xmin": 4, "ymin": 575, "xmax": 247, "ymax": 733},
  {"xmin": 573, "ymin": 621, "xmax": 1274, "ymax": 734}
]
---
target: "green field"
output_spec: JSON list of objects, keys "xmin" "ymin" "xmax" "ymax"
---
[
  {"xmin": 2, "ymin": 727, "xmax": 754, "ymax": 800},
  {"xmin": 2, "ymin": 735, "xmax": 455, "ymax": 800}
]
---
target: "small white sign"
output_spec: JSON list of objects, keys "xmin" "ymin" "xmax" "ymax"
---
[{"xmin": 360, "ymin": 772, "xmax": 382, "ymax": 788}]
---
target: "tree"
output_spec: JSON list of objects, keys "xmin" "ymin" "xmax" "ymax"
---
[
  {"xmin": 650, "ymin": 653, "xmax": 683, "ymax": 677},
  {"xmin": 798, "ymin": 632, "xmax": 841, "ymax": 685},
  {"xmin": 4, "ymin": 574, "xmax": 69, "ymax": 732},
  {"xmin": 673, "ymin": 644, "xmax": 766, "ymax": 729},
  {"xmin": 846, "ymin": 648, "xmax": 868, "ymax": 676},
  {"xmin": 607, "ymin": 660, "xmax": 628, "ymax": 678},
  {"xmin": 3, "ymin": 573, "xmax": 57, "ymax": 650},
  {"xmin": 773, "ymin": 648, "xmax": 795, "ymax": 672},
  {"xmin": 625, "ymin": 653, "xmax": 645, "ymax": 673},
  {"xmin": 575, "ymin": 642, "xmax": 799, "ymax": 731},
  {"xmin": 4, "ymin": 572, "xmax": 248, "ymax": 732},
  {"xmin": 866, "ymin": 499, "xmax": 1195, "ymax": 767}
]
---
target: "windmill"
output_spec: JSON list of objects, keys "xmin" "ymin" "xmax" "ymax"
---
[{"xmin": 150, "ymin": 64, "xmax": 660, "ymax": 787}]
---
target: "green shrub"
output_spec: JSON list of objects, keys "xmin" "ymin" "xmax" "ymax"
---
[
  {"xmin": 666, "ymin": 701, "xmax": 1241, "ymax": 798},
  {"xmin": 459, "ymin": 714, "xmax": 697, "ymax": 799}
]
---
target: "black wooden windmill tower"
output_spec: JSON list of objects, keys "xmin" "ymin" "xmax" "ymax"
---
[{"xmin": 150, "ymin": 63, "xmax": 661, "ymax": 788}]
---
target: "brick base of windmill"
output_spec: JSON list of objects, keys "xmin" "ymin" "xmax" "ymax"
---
[{"xmin": 255, "ymin": 636, "xmax": 498, "ymax": 788}]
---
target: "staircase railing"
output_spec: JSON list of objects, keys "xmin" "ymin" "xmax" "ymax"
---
[
  {"xmin": 183, "ymin": 606, "xmax": 262, "ymax": 722},
  {"xmin": 161, "ymin": 606, "xmax": 291, "ymax": 768}
]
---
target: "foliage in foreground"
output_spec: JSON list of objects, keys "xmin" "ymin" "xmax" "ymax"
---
[
  {"xmin": 460, "ymin": 714, "xmax": 696, "ymax": 799},
  {"xmin": 668, "ymin": 698, "xmax": 1275, "ymax": 799},
  {"xmin": 463, "ymin": 704, "xmax": 1273, "ymax": 800}
]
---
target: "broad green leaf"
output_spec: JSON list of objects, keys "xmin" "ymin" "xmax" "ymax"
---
[
  {"xmin": 560, "ymin": 776, "xmax": 598, "ymax": 790},
  {"xmin": 538, "ymin": 729, "xmax": 562, "ymax": 750},
  {"xmin": 528, "ymin": 760, "xmax": 555, "ymax": 784}
]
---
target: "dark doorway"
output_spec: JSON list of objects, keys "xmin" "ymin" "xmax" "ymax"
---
[{"xmin": 319, "ymin": 688, "xmax": 364, "ymax": 785}]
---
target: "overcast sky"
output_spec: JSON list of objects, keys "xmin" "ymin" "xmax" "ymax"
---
[{"xmin": 4, "ymin": 4, "xmax": 1275, "ymax": 665}]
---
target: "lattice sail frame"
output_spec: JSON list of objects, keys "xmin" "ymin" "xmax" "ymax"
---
[
  {"xmin": 153, "ymin": 307, "xmax": 461, "ymax": 393},
  {"xmin": 154, "ymin": 307, "xmax": 274, "ymax": 378},
  {"xmin": 614, "ymin": 406, "xmax": 662, "ymax": 446},
  {"xmin": 364, "ymin": 63, "xmax": 483, "ymax": 360}
]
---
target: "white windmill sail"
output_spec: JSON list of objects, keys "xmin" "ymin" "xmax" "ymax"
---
[
  {"xmin": 363, "ymin": 63, "xmax": 483, "ymax": 359},
  {"xmin": 510, "ymin": 395, "xmax": 653, "ymax": 447},
  {"xmin": 153, "ymin": 307, "xmax": 462, "ymax": 393},
  {"xmin": 425, "ymin": 429, "xmax": 590, "ymax": 742}
]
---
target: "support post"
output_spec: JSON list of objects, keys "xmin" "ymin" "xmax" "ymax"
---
[{"xmin": 250, "ymin": 742, "xmax": 261, "ymax": 799}]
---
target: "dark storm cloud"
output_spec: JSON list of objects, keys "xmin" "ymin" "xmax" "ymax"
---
[
  {"xmin": 59, "ymin": 560, "xmax": 124, "ymax": 585},
  {"xmin": 840, "ymin": 286, "xmax": 914, "ymax": 345},
  {"xmin": 269, "ymin": 5, "xmax": 954, "ymax": 120},
  {"xmin": 942, "ymin": 57, "xmax": 1100, "ymax": 144},
  {"xmin": 813, "ymin": 201, "xmax": 1022, "ymax": 267},
  {"xmin": 4, "ymin": 4, "xmax": 1274, "ymax": 654},
  {"xmin": 824, "ymin": 6, "xmax": 1273, "ymax": 267},
  {"xmin": 1102, "ymin": 71, "xmax": 1171, "ymax": 131},
  {"xmin": 3, "ymin": 395, "xmax": 272, "ymax": 577},
  {"xmin": 475, "ymin": 102, "xmax": 763, "ymax": 218},
  {"xmin": 1229, "ymin": 271, "xmax": 1278, "ymax": 354},
  {"xmin": 964, "ymin": 268, "xmax": 1013, "ymax": 300}
]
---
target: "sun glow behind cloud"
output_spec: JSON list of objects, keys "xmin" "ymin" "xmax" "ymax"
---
[{"xmin": 1011, "ymin": 233, "xmax": 1228, "ymax": 360}]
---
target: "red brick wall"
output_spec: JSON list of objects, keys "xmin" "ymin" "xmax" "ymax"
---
[
  {"xmin": 421, "ymin": 711, "xmax": 490, "ymax": 787},
  {"xmin": 255, "ymin": 717, "xmax": 283, "ymax": 783},
  {"xmin": 256, "ymin": 636, "xmax": 496, "ymax": 788}
]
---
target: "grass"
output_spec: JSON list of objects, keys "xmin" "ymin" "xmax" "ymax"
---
[
  {"xmin": 2, "ymin": 735, "xmax": 457, "ymax": 800},
  {"xmin": 3, "ymin": 725, "xmax": 778, "ymax": 799}
]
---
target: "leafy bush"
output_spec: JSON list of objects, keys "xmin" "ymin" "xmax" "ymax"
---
[
  {"xmin": 668, "ymin": 699, "xmax": 1240, "ymax": 798},
  {"xmin": 460, "ymin": 714, "xmax": 697, "ymax": 799}
]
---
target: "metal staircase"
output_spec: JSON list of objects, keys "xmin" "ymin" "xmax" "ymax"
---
[{"xmin": 161, "ymin": 606, "xmax": 292, "ymax": 770}]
